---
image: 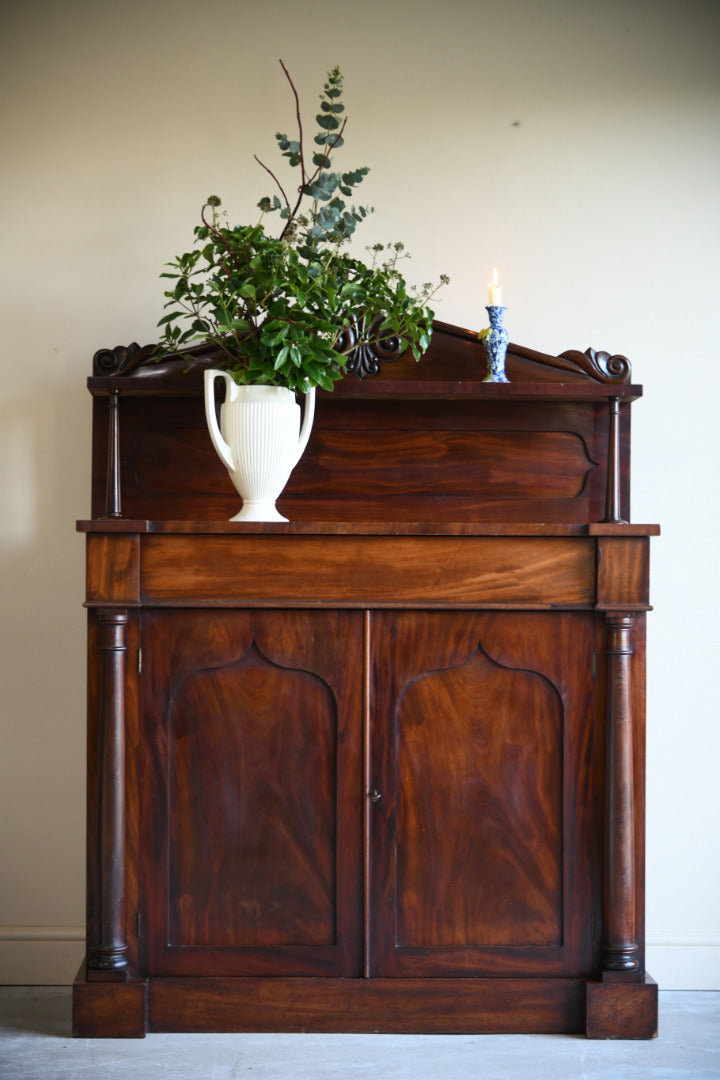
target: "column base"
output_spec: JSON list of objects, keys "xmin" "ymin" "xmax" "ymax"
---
[
  {"xmin": 586, "ymin": 972, "xmax": 658, "ymax": 1039},
  {"xmin": 72, "ymin": 963, "xmax": 147, "ymax": 1038}
]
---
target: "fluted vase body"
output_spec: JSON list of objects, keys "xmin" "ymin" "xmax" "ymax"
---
[{"xmin": 204, "ymin": 371, "xmax": 316, "ymax": 522}]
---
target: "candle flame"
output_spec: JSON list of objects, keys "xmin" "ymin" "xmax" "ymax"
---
[{"xmin": 492, "ymin": 267, "xmax": 499, "ymax": 285}]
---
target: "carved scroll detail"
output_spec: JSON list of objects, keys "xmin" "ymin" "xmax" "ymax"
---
[
  {"xmin": 93, "ymin": 343, "xmax": 160, "ymax": 377},
  {"xmin": 93, "ymin": 326, "xmax": 404, "ymax": 381},
  {"xmin": 557, "ymin": 347, "xmax": 631, "ymax": 384},
  {"xmin": 337, "ymin": 314, "xmax": 405, "ymax": 379}
]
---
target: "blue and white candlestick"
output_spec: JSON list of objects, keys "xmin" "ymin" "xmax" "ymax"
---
[{"xmin": 481, "ymin": 305, "xmax": 510, "ymax": 383}]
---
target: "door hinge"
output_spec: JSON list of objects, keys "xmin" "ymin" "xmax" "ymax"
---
[
  {"xmin": 137, "ymin": 647, "xmax": 143, "ymax": 675},
  {"xmin": 136, "ymin": 912, "xmax": 142, "ymax": 939},
  {"xmin": 591, "ymin": 650, "xmax": 597, "ymax": 679}
]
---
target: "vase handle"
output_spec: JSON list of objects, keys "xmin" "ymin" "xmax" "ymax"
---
[
  {"xmin": 204, "ymin": 369, "xmax": 237, "ymax": 473},
  {"xmin": 295, "ymin": 387, "xmax": 316, "ymax": 465}
]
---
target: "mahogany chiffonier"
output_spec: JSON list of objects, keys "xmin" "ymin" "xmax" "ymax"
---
[{"xmin": 73, "ymin": 321, "xmax": 659, "ymax": 1039}]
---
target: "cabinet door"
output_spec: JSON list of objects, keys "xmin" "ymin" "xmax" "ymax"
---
[
  {"xmin": 368, "ymin": 610, "xmax": 600, "ymax": 978},
  {"xmin": 140, "ymin": 609, "xmax": 363, "ymax": 977}
]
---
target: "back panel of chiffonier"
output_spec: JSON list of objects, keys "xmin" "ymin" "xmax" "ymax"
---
[{"xmin": 88, "ymin": 321, "xmax": 640, "ymax": 523}]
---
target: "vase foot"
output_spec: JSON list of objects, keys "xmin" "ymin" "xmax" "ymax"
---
[{"xmin": 229, "ymin": 502, "xmax": 288, "ymax": 523}]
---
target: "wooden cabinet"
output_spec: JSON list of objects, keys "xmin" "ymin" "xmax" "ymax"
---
[{"xmin": 73, "ymin": 322, "xmax": 659, "ymax": 1038}]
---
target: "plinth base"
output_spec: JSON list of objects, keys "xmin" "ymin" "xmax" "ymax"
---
[
  {"xmin": 72, "ymin": 963, "xmax": 658, "ymax": 1040},
  {"xmin": 586, "ymin": 972, "xmax": 658, "ymax": 1039},
  {"xmin": 72, "ymin": 964, "xmax": 148, "ymax": 1038}
]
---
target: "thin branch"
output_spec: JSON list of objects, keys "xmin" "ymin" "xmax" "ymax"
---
[
  {"xmin": 279, "ymin": 58, "xmax": 307, "ymax": 188},
  {"xmin": 253, "ymin": 154, "xmax": 291, "ymax": 209},
  {"xmin": 200, "ymin": 201, "xmax": 238, "ymax": 268},
  {"xmin": 200, "ymin": 202, "xmax": 257, "ymax": 331},
  {"xmin": 200, "ymin": 202, "xmax": 245, "ymax": 286}
]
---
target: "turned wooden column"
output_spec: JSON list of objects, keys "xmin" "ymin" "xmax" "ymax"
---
[
  {"xmin": 604, "ymin": 397, "xmax": 627, "ymax": 525},
  {"xmin": 104, "ymin": 389, "xmax": 123, "ymax": 518},
  {"xmin": 601, "ymin": 612, "xmax": 640, "ymax": 974},
  {"xmin": 87, "ymin": 609, "xmax": 128, "ymax": 980}
]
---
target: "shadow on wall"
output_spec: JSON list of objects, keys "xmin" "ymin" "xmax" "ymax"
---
[
  {"xmin": 0, "ymin": 382, "xmax": 89, "ymax": 549},
  {"xmin": 0, "ymin": 380, "xmax": 88, "ymax": 976},
  {"xmin": 0, "ymin": 401, "xmax": 38, "ymax": 547}
]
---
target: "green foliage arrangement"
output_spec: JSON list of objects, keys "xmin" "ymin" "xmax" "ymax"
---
[{"xmin": 158, "ymin": 62, "xmax": 447, "ymax": 392}]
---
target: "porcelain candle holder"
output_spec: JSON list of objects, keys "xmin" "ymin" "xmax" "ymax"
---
[
  {"xmin": 204, "ymin": 370, "xmax": 316, "ymax": 522},
  {"xmin": 482, "ymin": 305, "xmax": 510, "ymax": 383}
]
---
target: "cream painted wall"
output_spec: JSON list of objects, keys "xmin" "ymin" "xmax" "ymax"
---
[{"xmin": 1, "ymin": 0, "xmax": 718, "ymax": 989}]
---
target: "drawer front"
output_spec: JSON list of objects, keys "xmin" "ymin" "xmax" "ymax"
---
[{"xmin": 140, "ymin": 535, "xmax": 596, "ymax": 608}]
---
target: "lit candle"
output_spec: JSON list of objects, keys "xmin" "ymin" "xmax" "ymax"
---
[{"xmin": 487, "ymin": 267, "xmax": 503, "ymax": 306}]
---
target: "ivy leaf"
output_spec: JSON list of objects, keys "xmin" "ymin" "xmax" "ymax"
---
[
  {"xmin": 274, "ymin": 345, "xmax": 290, "ymax": 370},
  {"xmin": 270, "ymin": 323, "xmax": 290, "ymax": 345},
  {"xmin": 315, "ymin": 370, "xmax": 336, "ymax": 391}
]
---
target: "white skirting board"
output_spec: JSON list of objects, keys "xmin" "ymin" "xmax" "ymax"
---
[
  {"xmin": 0, "ymin": 927, "xmax": 717, "ymax": 989},
  {"xmin": 646, "ymin": 941, "xmax": 720, "ymax": 991}
]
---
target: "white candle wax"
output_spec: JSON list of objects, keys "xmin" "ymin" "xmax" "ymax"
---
[{"xmin": 487, "ymin": 268, "xmax": 503, "ymax": 306}]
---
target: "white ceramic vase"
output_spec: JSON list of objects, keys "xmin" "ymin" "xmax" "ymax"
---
[{"xmin": 204, "ymin": 370, "xmax": 316, "ymax": 522}]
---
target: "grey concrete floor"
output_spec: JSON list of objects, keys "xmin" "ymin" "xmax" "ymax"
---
[{"xmin": 0, "ymin": 988, "xmax": 717, "ymax": 1079}]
